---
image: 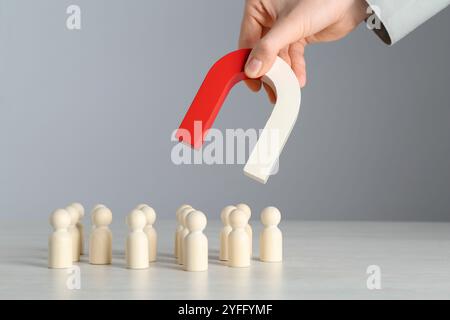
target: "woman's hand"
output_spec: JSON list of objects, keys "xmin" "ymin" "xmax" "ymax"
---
[{"xmin": 239, "ymin": 0, "xmax": 369, "ymax": 102}]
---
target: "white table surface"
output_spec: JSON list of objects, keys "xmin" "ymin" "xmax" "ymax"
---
[{"xmin": 0, "ymin": 219, "xmax": 449, "ymax": 300}]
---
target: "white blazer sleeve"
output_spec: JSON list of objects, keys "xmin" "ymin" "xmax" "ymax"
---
[{"xmin": 365, "ymin": 0, "xmax": 450, "ymax": 44}]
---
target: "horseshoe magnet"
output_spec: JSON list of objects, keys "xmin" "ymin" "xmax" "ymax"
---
[{"xmin": 176, "ymin": 49, "xmax": 301, "ymax": 184}]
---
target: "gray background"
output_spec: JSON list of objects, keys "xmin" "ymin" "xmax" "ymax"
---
[{"xmin": 0, "ymin": 0, "xmax": 449, "ymax": 221}]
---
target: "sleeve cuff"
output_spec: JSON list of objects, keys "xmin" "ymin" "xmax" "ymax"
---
[{"xmin": 365, "ymin": 0, "xmax": 450, "ymax": 45}]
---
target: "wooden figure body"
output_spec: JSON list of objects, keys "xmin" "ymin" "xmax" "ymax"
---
[
  {"xmin": 175, "ymin": 204, "xmax": 191, "ymax": 258},
  {"xmin": 70, "ymin": 203, "xmax": 85, "ymax": 255},
  {"xmin": 228, "ymin": 209, "xmax": 250, "ymax": 268},
  {"xmin": 184, "ymin": 210, "xmax": 208, "ymax": 272},
  {"xmin": 178, "ymin": 207, "xmax": 195, "ymax": 265},
  {"xmin": 219, "ymin": 205, "xmax": 235, "ymax": 261},
  {"xmin": 141, "ymin": 205, "xmax": 157, "ymax": 262},
  {"xmin": 237, "ymin": 203, "xmax": 252, "ymax": 257},
  {"xmin": 66, "ymin": 205, "xmax": 81, "ymax": 262},
  {"xmin": 48, "ymin": 209, "xmax": 73, "ymax": 269},
  {"xmin": 126, "ymin": 209, "xmax": 149, "ymax": 269},
  {"xmin": 260, "ymin": 207, "xmax": 283, "ymax": 262},
  {"xmin": 89, "ymin": 207, "xmax": 112, "ymax": 265}
]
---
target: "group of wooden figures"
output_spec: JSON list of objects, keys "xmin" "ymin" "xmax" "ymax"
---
[{"xmin": 48, "ymin": 202, "xmax": 283, "ymax": 271}]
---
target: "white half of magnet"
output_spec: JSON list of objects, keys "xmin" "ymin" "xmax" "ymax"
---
[{"xmin": 244, "ymin": 56, "xmax": 301, "ymax": 184}]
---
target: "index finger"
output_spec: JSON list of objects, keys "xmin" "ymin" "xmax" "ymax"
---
[{"xmin": 239, "ymin": 7, "xmax": 264, "ymax": 92}]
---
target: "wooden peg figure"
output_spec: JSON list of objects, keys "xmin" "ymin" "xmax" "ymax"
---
[
  {"xmin": 228, "ymin": 209, "xmax": 250, "ymax": 268},
  {"xmin": 260, "ymin": 207, "xmax": 283, "ymax": 262},
  {"xmin": 66, "ymin": 205, "xmax": 81, "ymax": 262},
  {"xmin": 237, "ymin": 203, "xmax": 253, "ymax": 257},
  {"xmin": 70, "ymin": 202, "xmax": 85, "ymax": 255},
  {"xmin": 89, "ymin": 206, "xmax": 113, "ymax": 265},
  {"xmin": 219, "ymin": 205, "xmax": 235, "ymax": 261},
  {"xmin": 141, "ymin": 205, "xmax": 157, "ymax": 262},
  {"xmin": 126, "ymin": 209, "xmax": 149, "ymax": 269},
  {"xmin": 184, "ymin": 210, "xmax": 208, "ymax": 272},
  {"xmin": 175, "ymin": 204, "xmax": 191, "ymax": 257},
  {"xmin": 48, "ymin": 209, "xmax": 73, "ymax": 269},
  {"xmin": 178, "ymin": 207, "xmax": 195, "ymax": 265}
]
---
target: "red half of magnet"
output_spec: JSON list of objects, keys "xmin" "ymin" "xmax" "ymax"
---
[{"xmin": 176, "ymin": 48, "xmax": 253, "ymax": 149}]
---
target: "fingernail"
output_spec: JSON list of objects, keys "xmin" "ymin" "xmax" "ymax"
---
[{"xmin": 245, "ymin": 57, "xmax": 262, "ymax": 78}]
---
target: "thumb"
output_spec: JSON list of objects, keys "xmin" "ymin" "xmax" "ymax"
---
[{"xmin": 244, "ymin": 15, "xmax": 305, "ymax": 79}]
